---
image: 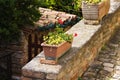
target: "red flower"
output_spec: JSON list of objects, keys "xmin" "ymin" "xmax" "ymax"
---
[
  {"xmin": 74, "ymin": 33, "xmax": 78, "ymax": 37},
  {"xmin": 58, "ymin": 19, "xmax": 64, "ymax": 24}
]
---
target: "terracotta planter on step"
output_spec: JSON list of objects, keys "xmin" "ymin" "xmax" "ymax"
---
[{"xmin": 41, "ymin": 41, "xmax": 72, "ymax": 61}]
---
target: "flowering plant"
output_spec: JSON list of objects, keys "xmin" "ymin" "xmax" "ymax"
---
[
  {"xmin": 58, "ymin": 19, "xmax": 64, "ymax": 25},
  {"xmin": 43, "ymin": 25, "xmax": 73, "ymax": 45}
]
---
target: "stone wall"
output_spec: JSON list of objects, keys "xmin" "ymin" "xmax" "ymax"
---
[
  {"xmin": 22, "ymin": 7, "xmax": 120, "ymax": 80},
  {"xmin": 0, "ymin": 32, "xmax": 28, "ymax": 76}
]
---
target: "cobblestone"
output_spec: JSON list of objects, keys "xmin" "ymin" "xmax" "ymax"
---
[
  {"xmin": 81, "ymin": 23, "xmax": 120, "ymax": 79},
  {"xmin": 104, "ymin": 67, "xmax": 114, "ymax": 72},
  {"xmin": 115, "ymin": 66, "xmax": 120, "ymax": 70},
  {"xmin": 103, "ymin": 63, "xmax": 114, "ymax": 68}
]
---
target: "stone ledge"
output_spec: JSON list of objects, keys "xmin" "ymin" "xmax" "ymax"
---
[
  {"xmin": 22, "ymin": 7, "xmax": 120, "ymax": 80},
  {"xmin": 22, "ymin": 20, "xmax": 100, "ymax": 75}
]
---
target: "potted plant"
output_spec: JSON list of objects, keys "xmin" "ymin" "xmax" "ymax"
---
[
  {"xmin": 41, "ymin": 25, "xmax": 73, "ymax": 64},
  {"xmin": 82, "ymin": 0, "xmax": 110, "ymax": 24}
]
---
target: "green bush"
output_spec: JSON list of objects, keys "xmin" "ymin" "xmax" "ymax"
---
[
  {"xmin": 38, "ymin": 0, "xmax": 56, "ymax": 8},
  {"xmin": 0, "ymin": 0, "xmax": 41, "ymax": 44},
  {"xmin": 39, "ymin": 0, "xmax": 82, "ymax": 16}
]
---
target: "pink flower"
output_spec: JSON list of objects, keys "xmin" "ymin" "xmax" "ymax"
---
[
  {"xmin": 58, "ymin": 19, "xmax": 64, "ymax": 24},
  {"xmin": 73, "ymin": 33, "xmax": 78, "ymax": 37}
]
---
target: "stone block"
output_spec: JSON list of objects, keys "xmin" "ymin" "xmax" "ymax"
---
[
  {"xmin": 115, "ymin": 65, "xmax": 120, "ymax": 70},
  {"xmin": 33, "ymin": 72, "xmax": 46, "ymax": 79},
  {"xmin": 103, "ymin": 63, "xmax": 114, "ymax": 67},
  {"xmin": 46, "ymin": 73, "xmax": 57, "ymax": 80},
  {"xmin": 21, "ymin": 76, "xmax": 32, "ymax": 80},
  {"xmin": 70, "ymin": 72, "xmax": 79, "ymax": 80},
  {"xmin": 104, "ymin": 67, "xmax": 114, "ymax": 72},
  {"xmin": 22, "ymin": 69, "xmax": 33, "ymax": 77}
]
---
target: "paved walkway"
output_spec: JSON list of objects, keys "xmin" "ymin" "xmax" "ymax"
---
[{"xmin": 81, "ymin": 27, "xmax": 120, "ymax": 80}]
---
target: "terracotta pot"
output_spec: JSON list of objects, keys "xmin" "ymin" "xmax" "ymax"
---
[
  {"xmin": 82, "ymin": 0, "xmax": 110, "ymax": 21},
  {"xmin": 41, "ymin": 41, "xmax": 72, "ymax": 60}
]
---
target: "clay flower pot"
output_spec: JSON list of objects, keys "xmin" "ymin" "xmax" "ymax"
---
[
  {"xmin": 82, "ymin": 0, "xmax": 110, "ymax": 24},
  {"xmin": 40, "ymin": 26, "xmax": 73, "ymax": 64},
  {"xmin": 41, "ymin": 41, "xmax": 72, "ymax": 61}
]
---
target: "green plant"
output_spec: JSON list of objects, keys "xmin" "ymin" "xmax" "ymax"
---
[
  {"xmin": 38, "ymin": 0, "xmax": 82, "ymax": 16},
  {"xmin": 43, "ymin": 25, "xmax": 73, "ymax": 45},
  {"xmin": 0, "ymin": 0, "xmax": 41, "ymax": 44},
  {"xmin": 38, "ymin": 0, "xmax": 56, "ymax": 9},
  {"xmin": 83, "ymin": 0, "xmax": 102, "ymax": 4},
  {"xmin": 78, "ymin": 77, "xmax": 82, "ymax": 80}
]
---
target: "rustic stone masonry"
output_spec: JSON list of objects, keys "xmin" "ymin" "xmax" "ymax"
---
[
  {"xmin": 21, "ymin": 7, "xmax": 120, "ymax": 80},
  {"xmin": 0, "ymin": 32, "xmax": 28, "ymax": 76},
  {"xmin": 81, "ymin": 21, "xmax": 120, "ymax": 80}
]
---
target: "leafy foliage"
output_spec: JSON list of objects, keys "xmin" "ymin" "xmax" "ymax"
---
[
  {"xmin": 38, "ymin": 0, "xmax": 56, "ymax": 9},
  {"xmin": 83, "ymin": 0, "xmax": 102, "ymax": 4},
  {"xmin": 43, "ymin": 25, "xmax": 73, "ymax": 45},
  {"xmin": 0, "ymin": 0, "xmax": 41, "ymax": 44},
  {"xmin": 39, "ymin": 0, "xmax": 82, "ymax": 16},
  {"xmin": 78, "ymin": 77, "xmax": 82, "ymax": 80}
]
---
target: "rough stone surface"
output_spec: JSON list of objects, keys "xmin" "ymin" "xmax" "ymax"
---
[
  {"xmin": 104, "ymin": 67, "xmax": 114, "ymax": 72},
  {"xmin": 0, "ymin": 32, "xmax": 28, "ymax": 76},
  {"xmin": 109, "ymin": 0, "xmax": 120, "ymax": 13},
  {"xmin": 103, "ymin": 63, "xmax": 114, "ymax": 68},
  {"xmin": 22, "ymin": 7, "xmax": 120, "ymax": 80},
  {"xmin": 81, "ymin": 16, "xmax": 120, "ymax": 80}
]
